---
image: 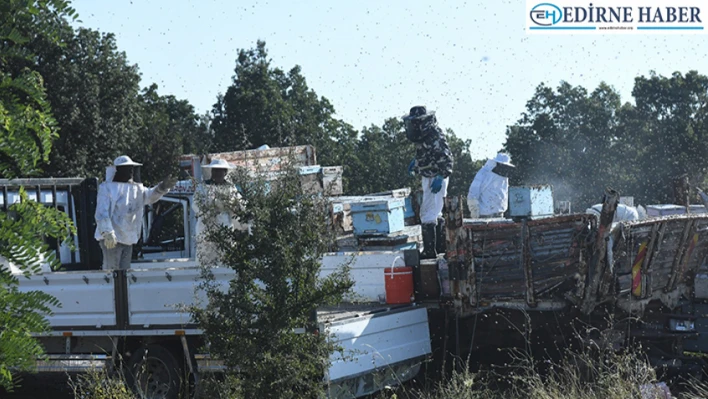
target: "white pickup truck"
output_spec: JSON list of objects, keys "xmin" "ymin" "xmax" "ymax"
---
[{"xmin": 0, "ymin": 177, "xmax": 432, "ymax": 399}]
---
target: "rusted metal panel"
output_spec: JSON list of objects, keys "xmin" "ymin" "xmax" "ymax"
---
[
  {"xmin": 452, "ymin": 209, "xmax": 593, "ymax": 306},
  {"xmin": 444, "ymin": 188, "xmax": 708, "ymax": 320},
  {"xmin": 529, "ymin": 217, "xmax": 592, "ymax": 301}
]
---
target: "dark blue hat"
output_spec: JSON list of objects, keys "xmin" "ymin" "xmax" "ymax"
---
[{"xmin": 403, "ymin": 105, "xmax": 435, "ymax": 120}]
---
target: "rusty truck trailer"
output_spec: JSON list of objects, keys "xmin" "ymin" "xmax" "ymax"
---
[{"xmin": 419, "ymin": 191, "xmax": 708, "ymax": 378}]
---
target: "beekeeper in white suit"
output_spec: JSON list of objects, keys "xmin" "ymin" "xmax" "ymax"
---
[
  {"xmin": 94, "ymin": 155, "xmax": 177, "ymax": 270},
  {"xmin": 192, "ymin": 158, "xmax": 249, "ymax": 266},
  {"xmin": 467, "ymin": 153, "xmax": 515, "ymax": 219},
  {"xmin": 585, "ymin": 203, "xmax": 645, "ymax": 222}
]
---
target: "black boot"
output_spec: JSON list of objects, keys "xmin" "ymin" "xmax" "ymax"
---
[
  {"xmin": 436, "ymin": 217, "xmax": 446, "ymax": 256},
  {"xmin": 421, "ymin": 223, "xmax": 437, "ymax": 259}
]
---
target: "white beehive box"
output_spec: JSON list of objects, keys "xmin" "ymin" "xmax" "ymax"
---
[{"xmin": 646, "ymin": 204, "xmax": 707, "ymax": 217}]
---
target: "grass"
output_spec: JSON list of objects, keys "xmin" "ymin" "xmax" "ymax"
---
[
  {"xmin": 68, "ymin": 368, "xmax": 134, "ymax": 399},
  {"xmin": 64, "ymin": 344, "xmax": 708, "ymax": 399},
  {"xmin": 376, "ymin": 346, "xmax": 708, "ymax": 399}
]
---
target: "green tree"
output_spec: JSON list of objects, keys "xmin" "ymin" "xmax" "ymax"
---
[
  {"xmin": 210, "ymin": 41, "xmax": 482, "ymax": 198},
  {"xmin": 8, "ymin": 18, "xmax": 207, "ymax": 182},
  {"xmin": 346, "ymin": 117, "xmax": 479, "ymax": 198},
  {"xmin": 0, "ymin": 0, "xmax": 77, "ymax": 390},
  {"xmin": 131, "ymin": 84, "xmax": 207, "ymax": 184},
  {"xmin": 445, "ymin": 128, "xmax": 483, "ymax": 198},
  {"xmin": 210, "ymin": 41, "xmax": 358, "ymax": 185},
  {"xmin": 25, "ymin": 26, "xmax": 142, "ymax": 178},
  {"xmin": 503, "ymin": 81, "xmax": 628, "ymax": 209},
  {"xmin": 624, "ymin": 71, "xmax": 708, "ymax": 203},
  {"xmin": 346, "ymin": 118, "xmax": 417, "ymax": 195},
  {"xmin": 505, "ymin": 73, "xmax": 708, "ymax": 210},
  {"xmin": 191, "ymin": 164, "xmax": 353, "ymax": 399}
]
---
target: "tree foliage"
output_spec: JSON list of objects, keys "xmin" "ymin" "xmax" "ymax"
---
[
  {"xmin": 191, "ymin": 165, "xmax": 353, "ymax": 398},
  {"xmin": 0, "ymin": 189, "xmax": 74, "ymax": 390},
  {"xmin": 5, "ymin": 15, "xmax": 206, "ymax": 182},
  {"xmin": 210, "ymin": 41, "xmax": 481, "ymax": 196},
  {"xmin": 627, "ymin": 71, "xmax": 708, "ymax": 202},
  {"xmin": 130, "ymin": 84, "xmax": 210, "ymax": 184},
  {"xmin": 211, "ymin": 41, "xmax": 338, "ymax": 152},
  {"xmin": 0, "ymin": 0, "xmax": 77, "ymax": 391},
  {"xmin": 503, "ymin": 74, "xmax": 708, "ymax": 210},
  {"xmin": 31, "ymin": 27, "xmax": 143, "ymax": 178},
  {"xmin": 0, "ymin": 0, "xmax": 79, "ymax": 178},
  {"xmin": 503, "ymin": 82, "xmax": 626, "ymax": 209},
  {"xmin": 344, "ymin": 118, "xmax": 479, "ymax": 197}
]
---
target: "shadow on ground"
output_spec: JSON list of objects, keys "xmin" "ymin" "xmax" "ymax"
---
[{"xmin": 2, "ymin": 374, "xmax": 73, "ymax": 399}]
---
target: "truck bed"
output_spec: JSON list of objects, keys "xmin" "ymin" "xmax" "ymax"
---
[
  {"xmin": 10, "ymin": 259, "xmax": 431, "ymax": 399},
  {"xmin": 444, "ymin": 196, "xmax": 708, "ymax": 317},
  {"xmin": 15, "ymin": 251, "xmax": 421, "ymax": 332}
]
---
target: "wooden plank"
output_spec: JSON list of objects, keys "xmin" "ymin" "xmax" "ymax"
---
[
  {"xmin": 668, "ymin": 219, "xmax": 698, "ymax": 292},
  {"xmin": 666, "ymin": 219, "xmax": 695, "ymax": 292},
  {"xmin": 521, "ymin": 219, "xmax": 536, "ymax": 307},
  {"xmin": 180, "ymin": 145, "xmax": 317, "ymax": 174},
  {"xmin": 643, "ymin": 222, "xmax": 665, "ymax": 298}
]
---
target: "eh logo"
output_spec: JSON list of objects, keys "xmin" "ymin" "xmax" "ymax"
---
[{"xmin": 530, "ymin": 3, "xmax": 563, "ymax": 26}]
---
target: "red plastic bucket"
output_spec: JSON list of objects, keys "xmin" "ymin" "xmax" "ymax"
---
[{"xmin": 384, "ymin": 266, "xmax": 414, "ymax": 304}]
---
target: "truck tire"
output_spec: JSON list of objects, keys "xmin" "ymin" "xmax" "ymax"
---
[{"xmin": 127, "ymin": 344, "xmax": 182, "ymax": 399}]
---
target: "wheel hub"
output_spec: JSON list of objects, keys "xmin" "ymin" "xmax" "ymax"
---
[{"xmin": 136, "ymin": 357, "xmax": 173, "ymax": 399}]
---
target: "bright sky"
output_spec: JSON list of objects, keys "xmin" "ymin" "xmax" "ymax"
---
[{"xmin": 71, "ymin": 0, "xmax": 708, "ymax": 160}]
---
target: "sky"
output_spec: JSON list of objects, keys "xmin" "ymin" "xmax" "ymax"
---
[{"xmin": 71, "ymin": 0, "xmax": 708, "ymax": 160}]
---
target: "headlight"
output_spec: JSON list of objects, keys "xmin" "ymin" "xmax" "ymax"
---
[{"xmin": 668, "ymin": 318, "xmax": 696, "ymax": 332}]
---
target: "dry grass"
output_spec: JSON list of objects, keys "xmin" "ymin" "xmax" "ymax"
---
[
  {"xmin": 65, "ymin": 346, "xmax": 708, "ymax": 399},
  {"xmin": 68, "ymin": 368, "xmax": 134, "ymax": 399},
  {"xmin": 379, "ymin": 347, "xmax": 708, "ymax": 399}
]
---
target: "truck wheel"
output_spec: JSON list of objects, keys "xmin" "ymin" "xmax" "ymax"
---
[{"xmin": 127, "ymin": 344, "xmax": 182, "ymax": 399}]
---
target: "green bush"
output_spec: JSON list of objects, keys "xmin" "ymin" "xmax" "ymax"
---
[{"xmin": 190, "ymin": 161, "xmax": 353, "ymax": 399}]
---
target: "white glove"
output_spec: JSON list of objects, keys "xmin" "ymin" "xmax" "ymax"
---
[
  {"xmin": 102, "ymin": 231, "xmax": 117, "ymax": 249},
  {"xmin": 158, "ymin": 176, "xmax": 178, "ymax": 192},
  {"xmin": 467, "ymin": 198, "xmax": 480, "ymax": 218}
]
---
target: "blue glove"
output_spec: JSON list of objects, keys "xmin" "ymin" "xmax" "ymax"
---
[
  {"xmin": 430, "ymin": 176, "xmax": 443, "ymax": 194},
  {"xmin": 408, "ymin": 159, "xmax": 416, "ymax": 176}
]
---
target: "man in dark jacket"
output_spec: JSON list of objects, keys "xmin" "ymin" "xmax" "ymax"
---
[{"xmin": 403, "ymin": 106, "xmax": 454, "ymax": 259}]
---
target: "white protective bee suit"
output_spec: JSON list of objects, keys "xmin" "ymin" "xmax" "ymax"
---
[
  {"xmin": 192, "ymin": 159, "xmax": 249, "ymax": 267},
  {"xmin": 585, "ymin": 203, "xmax": 644, "ymax": 223},
  {"xmin": 467, "ymin": 153, "xmax": 514, "ymax": 218},
  {"xmin": 94, "ymin": 156, "xmax": 173, "ymax": 270}
]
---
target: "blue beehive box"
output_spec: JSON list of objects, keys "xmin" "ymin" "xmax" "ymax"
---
[
  {"xmin": 351, "ymin": 198, "xmax": 406, "ymax": 236},
  {"xmin": 404, "ymin": 196, "xmax": 415, "ymax": 219},
  {"xmin": 508, "ymin": 185, "xmax": 554, "ymax": 217}
]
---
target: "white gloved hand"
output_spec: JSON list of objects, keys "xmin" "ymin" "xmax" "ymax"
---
[
  {"xmin": 467, "ymin": 198, "xmax": 480, "ymax": 218},
  {"xmin": 102, "ymin": 231, "xmax": 117, "ymax": 249},
  {"xmin": 158, "ymin": 176, "xmax": 178, "ymax": 192}
]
